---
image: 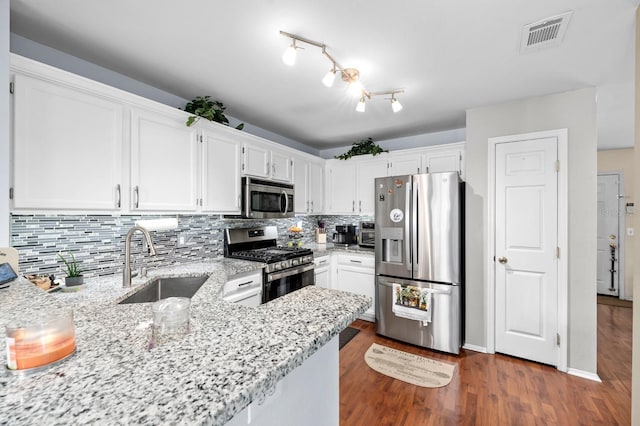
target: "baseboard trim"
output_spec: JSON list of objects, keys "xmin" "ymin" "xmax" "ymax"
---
[
  {"xmin": 462, "ymin": 343, "xmax": 487, "ymax": 353},
  {"xmin": 567, "ymin": 368, "xmax": 602, "ymax": 382}
]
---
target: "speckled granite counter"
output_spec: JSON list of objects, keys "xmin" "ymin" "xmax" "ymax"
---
[{"xmin": 0, "ymin": 259, "xmax": 370, "ymax": 425}]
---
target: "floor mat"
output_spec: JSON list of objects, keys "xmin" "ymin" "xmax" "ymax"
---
[
  {"xmin": 364, "ymin": 343, "xmax": 455, "ymax": 388},
  {"xmin": 339, "ymin": 327, "xmax": 360, "ymax": 350}
]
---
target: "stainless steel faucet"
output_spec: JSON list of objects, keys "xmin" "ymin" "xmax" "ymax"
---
[{"xmin": 123, "ymin": 225, "xmax": 157, "ymax": 288}]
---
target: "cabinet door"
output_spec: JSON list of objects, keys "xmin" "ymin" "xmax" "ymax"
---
[
  {"xmin": 389, "ymin": 154, "xmax": 421, "ymax": 176},
  {"xmin": 315, "ymin": 268, "xmax": 330, "ymax": 289},
  {"xmin": 293, "ymin": 157, "xmax": 309, "ymax": 213},
  {"xmin": 325, "ymin": 161, "xmax": 356, "ymax": 214},
  {"xmin": 243, "ymin": 143, "xmax": 270, "ymax": 178},
  {"xmin": 308, "ymin": 162, "xmax": 324, "ymax": 213},
  {"xmin": 423, "ymin": 150, "xmax": 462, "ymax": 175},
  {"xmin": 131, "ymin": 108, "xmax": 198, "ymax": 211},
  {"xmin": 357, "ymin": 158, "xmax": 389, "ymax": 215},
  {"xmin": 202, "ymin": 130, "xmax": 241, "ymax": 213},
  {"xmin": 336, "ymin": 265, "xmax": 375, "ymax": 320},
  {"xmin": 271, "ymin": 149, "xmax": 293, "ymax": 183},
  {"xmin": 12, "ymin": 74, "xmax": 123, "ymax": 210}
]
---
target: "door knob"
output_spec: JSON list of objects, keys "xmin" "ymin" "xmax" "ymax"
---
[{"xmin": 497, "ymin": 256, "xmax": 508, "ymax": 264}]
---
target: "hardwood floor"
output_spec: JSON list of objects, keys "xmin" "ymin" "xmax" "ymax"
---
[{"xmin": 339, "ymin": 303, "xmax": 632, "ymax": 425}]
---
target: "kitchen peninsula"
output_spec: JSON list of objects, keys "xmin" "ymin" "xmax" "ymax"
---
[{"xmin": 0, "ymin": 260, "xmax": 370, "ymax": 425}]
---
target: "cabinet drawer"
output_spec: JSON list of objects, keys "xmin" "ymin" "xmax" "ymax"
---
[
  {"xmin": 336, "ymin": 253, "xmax": 375, "ymax": 268},
  {"xmin": 314, "ymin": 255, "xmax": 331, "ymax": 268},
  {"xmin": 224, "ymin": 270, "xmax": 262, "ymax": 295}
]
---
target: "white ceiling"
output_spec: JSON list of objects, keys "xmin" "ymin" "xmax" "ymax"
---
[{"xmin": 9, "ymin": 0, "xmax": 639, "ymax": 151}]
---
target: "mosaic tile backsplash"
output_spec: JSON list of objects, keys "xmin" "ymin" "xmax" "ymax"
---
[{"xmin": 10, "ymin": 214, "xmax": 372, "ymax": 278}]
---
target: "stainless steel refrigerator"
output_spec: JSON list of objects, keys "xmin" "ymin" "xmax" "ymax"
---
[{"xmin": 375, "ymin": 172, "xmax": 464, "ymax": 354}]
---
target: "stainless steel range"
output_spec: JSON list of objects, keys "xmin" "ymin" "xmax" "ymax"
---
[{"xmin": 224, "ymin": 226, "xmax": 315, "ymax": 303}]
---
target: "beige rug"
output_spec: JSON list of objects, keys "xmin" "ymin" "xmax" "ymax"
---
[{"xmin": 364, "ymin": 343, "xmax": 455, "ymax": 388}]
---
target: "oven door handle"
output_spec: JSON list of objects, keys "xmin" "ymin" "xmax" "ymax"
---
[{"xmin": 267, "ymin": 263, "xmax": 315, "ymax": 282}]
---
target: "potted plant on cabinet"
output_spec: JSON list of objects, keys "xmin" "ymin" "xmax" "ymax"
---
[{"xmin": 57, "ymin": 251, "xmax": 84, "ymax": 286}]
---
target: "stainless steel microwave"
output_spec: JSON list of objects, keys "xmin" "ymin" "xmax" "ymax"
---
[{"xmin": 242, "ymin": 177, "xmax": 295, "ymax": 219}]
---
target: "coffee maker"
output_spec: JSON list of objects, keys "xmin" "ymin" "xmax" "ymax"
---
[{"xmin": 333, "ymin": 224, "xmax": 359, "ymax": 245}]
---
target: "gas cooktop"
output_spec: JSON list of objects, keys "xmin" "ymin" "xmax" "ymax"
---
[{"xmin": 229, "ymin": 247, "xmax": 313, "ymax": 264}]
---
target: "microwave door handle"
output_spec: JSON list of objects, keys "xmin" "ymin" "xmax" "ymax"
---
[{"xmin": 281, "ymin": 190, "xmax": 289, "ymax": 215}]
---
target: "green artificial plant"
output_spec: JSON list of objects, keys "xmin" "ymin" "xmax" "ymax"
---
[
  {"xmin": 57, "ymin": 251, "xmax": 82, "ymax": 277},
  {"xmin": 335, "ymin": 138, "xmax": 388, "ymax": 160},
  {"xmin": 184, "ymin": 96, "xmax": 244, "ymax": 130}
]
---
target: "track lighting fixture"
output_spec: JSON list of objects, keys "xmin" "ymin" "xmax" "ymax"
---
[{"xmin": 280, "ymin": 31, "xmax": 405, "ymax": 113}]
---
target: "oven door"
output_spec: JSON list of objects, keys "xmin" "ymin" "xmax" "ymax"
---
[
  {"xmin": 243, "ymin": 178, "xmax": 294, "ymax": 219},
  {"xmin": 264, "ymin": 263, "xmax": 315, "ymax": 303}
]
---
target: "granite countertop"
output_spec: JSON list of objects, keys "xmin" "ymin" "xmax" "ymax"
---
[
  {"xmin": 308, "ymin": 243, "xmax": 375, "ymax": 256},
  {"xmin": 0, "ymin": 259, "xmax": 370, "ymax": 425}
]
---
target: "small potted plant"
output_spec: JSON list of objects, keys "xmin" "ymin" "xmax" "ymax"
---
[{"xmin": 57, "ymin": 251, "xmax": 84, "ymax": 286}]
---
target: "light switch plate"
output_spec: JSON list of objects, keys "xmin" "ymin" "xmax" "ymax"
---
[{"xmin": 627, "ymin": 228, "xmax": 634, "ymax": 236}]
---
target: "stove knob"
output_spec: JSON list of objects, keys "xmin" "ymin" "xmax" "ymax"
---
[
  {"xmin": 292, "ymin": 259, "xmax": 299, "ymax": 266},
  {"xmin": 274, "ymin": 263, "xmax": 281, "ymax": 271}
]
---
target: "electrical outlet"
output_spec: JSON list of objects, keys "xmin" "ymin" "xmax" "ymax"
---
[
  {"xmin": 627, "ymin": 228, "xmax": 634, "ymax": 237},
  {"xmin": 178, "ymin": 234, "xmax": 186, "ymax": 246}
]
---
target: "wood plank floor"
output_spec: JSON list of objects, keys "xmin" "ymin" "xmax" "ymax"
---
[{"xmin": 339, "ymin": 303, "xmax": 632, "ymax": 425}]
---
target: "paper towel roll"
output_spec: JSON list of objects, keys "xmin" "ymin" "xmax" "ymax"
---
[{"xmin": 135, "ymin": 218, "xmax": 178, "ymax": 232}]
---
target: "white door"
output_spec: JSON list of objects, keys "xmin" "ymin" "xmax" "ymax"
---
[
  {"xmin": 494, "ymin": 137, "xmax": 559, "ymax": 366},
  {"xmin": 201, "ymin": 131, "xmax": 241, "ymax": 214},
  {"xmin": 357, "ymin": 158, "xmax": 389, "ymax": 215},
  {"xmin": 131, "ymin": 108, "xmax": 198, "ymax": 211},
  {"xmin": 12, "ymin": 73, "xmax": 123, "ymax": 211},
  {"xmin": 596, "ymin": 174, "xmax": 620, "ymax": 296},
  {"xmin": 293, "ymin": 157, "xmax": 309, "ymax": 213},
  {"xmin": 325, "ymin": 161, "xmax": 356, "ymax": 214},
  {"xmin": 308, "ymin": 162, "xmax": 324, "ymax": 213}
]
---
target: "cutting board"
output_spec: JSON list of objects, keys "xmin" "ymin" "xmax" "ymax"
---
[{"xmin": 0, "ymin": 247, "xmax": 19, "ymax": 274}]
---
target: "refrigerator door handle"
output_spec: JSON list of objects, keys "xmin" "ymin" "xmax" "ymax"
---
[
  {"xmin": 411, "ymin": 176, "xmax": 419, "ymax": 274},
  {"xmin": 405, "ymin": 181, "xmax": 412, "ymax": 272}
]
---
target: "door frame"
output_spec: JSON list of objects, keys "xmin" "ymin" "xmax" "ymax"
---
[
  {"xmin": 597, "ymin": 171, "xmax": 626, "ymax": 300},
  {"xmin": 486, "ymin": 128, "xmax": 568, "ymax": 372}
]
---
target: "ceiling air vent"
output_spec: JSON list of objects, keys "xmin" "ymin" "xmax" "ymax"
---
[{"xmin": 520, "ymin": 11, "xmax": 572, "ymax": 52}]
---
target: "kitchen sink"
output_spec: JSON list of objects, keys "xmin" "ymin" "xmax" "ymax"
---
[{"xmin": 119, "ymin": 275, "xmax": 209, "ymax": 304}]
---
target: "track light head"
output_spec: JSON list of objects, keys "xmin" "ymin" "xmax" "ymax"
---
[
  {"xmin": 322, "ymin": 68, "xmax": 336, "ymax": 87},
  {"xmin": 282, "ymin": 40, "xmax": 298, "ymax": 66},
  {"xmin": 391, "ymin": 95, "xmax": 403, "ymax": 113}
]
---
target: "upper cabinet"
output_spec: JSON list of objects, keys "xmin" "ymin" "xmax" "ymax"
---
[
  {"xmin": 243, "ymin": 141, "xmax": 293, "ymax": 183},
  {"xmin": 201, "ymin": 127, "xmax": 242, "ymax": 214},
  {"xmin": 325, "ymin": 156, "xmax": 388, "ymax": 215},
  {"xmin": 12, "ymin": 73, "xmax": 124, "ymax": 211},
  {"xmin": 130, "ymin": 107, "xmax": 199, "ymax": 212},
  {"xmin": 293, "ymin": 155, "xmax": 324, "ymax": 214}
]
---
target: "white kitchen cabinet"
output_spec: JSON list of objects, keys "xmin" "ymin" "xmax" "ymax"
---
[
  {"xmin": 11, "ymin": 73, "xmax": 124, "ymax": 211},
  {"xmin": 423, "ymin": 149, "xmax": 463, "ymax": 176},
  {"xmin": 388, "ymin": 152, "xmax": 422, "ymax": 176},
  {"xmin": 325, "ymin": 160, "xmax": 357, "ymax": 214},
  {"xmin": 201, "ymin": 126, "xmax": 242, "ymax": 214},
  {"xmin": 130, "ymin": 107, "xmax": 199, "ymax": 212},
  {"xmin": 314, "ymin": 255, "xmax": 331, "ymax": 289},
  {"xmin": 335, "ymin": 253, "xmax": 375, "ymax": 321},
  {"xmin": 325, "ymin": 157, "xmax": 388, "ymax": 215},
  {"xmin": 356, "ymin": 158, "xmax": 388, "ymax": 215},
  {"xmin": 293, "ymin": 156, "xmax": 324, "ymax": 214},
  {"xmin": 243, "ymin": 142, "xmax": 293, "ymax": 183}
]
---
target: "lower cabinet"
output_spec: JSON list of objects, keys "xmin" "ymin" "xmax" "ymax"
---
[
  {"xmin": 314, "ymin": 255, "xmax": 331, "ymax": 289},
  {"xmin": 226, "ymin": 335, "xmax": 339, "ymax": 426},
  {"xmin": 335, "ymin": 253, "xmax": 375, "ymax": 321}
]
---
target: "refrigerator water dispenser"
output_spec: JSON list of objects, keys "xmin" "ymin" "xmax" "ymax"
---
[{"xmin": 380, "ymin": 227, "xmax": 404, "ymax": 263}]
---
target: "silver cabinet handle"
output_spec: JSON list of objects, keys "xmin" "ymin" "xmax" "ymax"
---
[
  {"xmin": 311, "ymin": 200, "xmax": 314, "ymax": 212},
  {"xmin": 350, "ymin": 259, "xmax": 362, "ymax": 264},
  {"xmin": 498, "ymin": 256, "xmax": 508, "ymax": 264},
  {"xmin": 306, "ymin": 200, "xmax": 309, "ymax": 212},
  {"xmin": 352, "ymin": 200, "xmax": 355, "ymax": 212},
  {"xmin": 272, "ymin": 163, "xmax": 276, "ymax": 174},
  {"xmin": 318, "ymin": 260, "xmax": 327, "ymax": 265},
  {"xmin": 134, "ymin": 186, "xmax": 139, "ymax": 209},
  {"xmin": 116, "ymin": 184, "xmax": 121, "ymax": 208},
  {"xmin": 359, "ymin": 200, "xmax": 362, "ymax": 212},
  {"xmin": 238, "ymin": 280, "xmax": 255, "ymax": 287},
  {"xmin": 266, "ymin": 161, "xmax": 270, "ymax": 175}
]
